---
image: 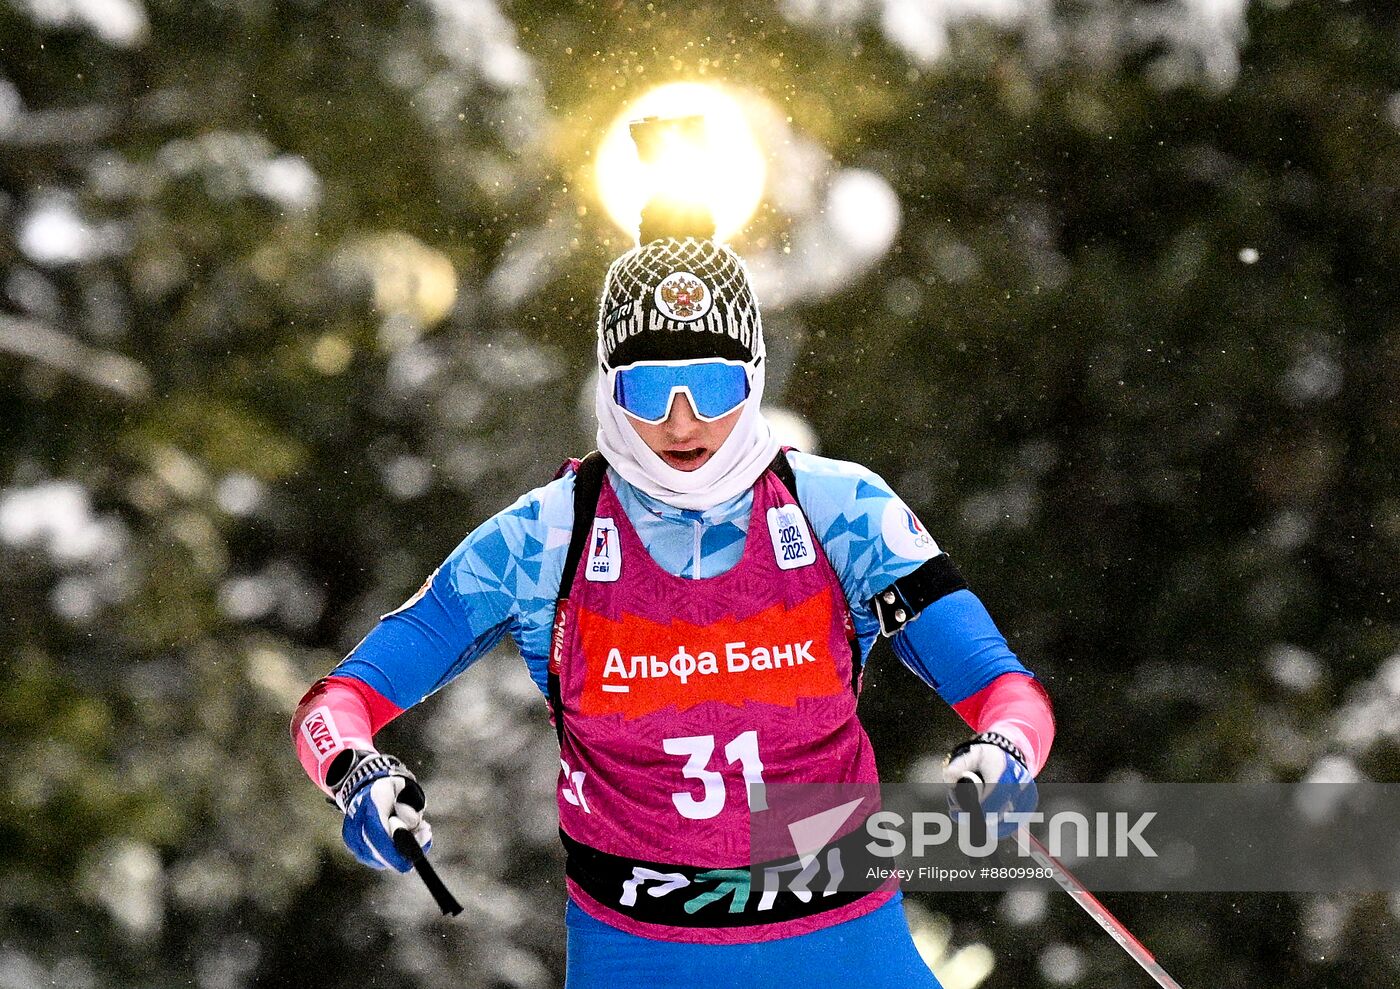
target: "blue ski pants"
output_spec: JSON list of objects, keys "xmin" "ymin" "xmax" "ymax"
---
[{"xmin": 564, "ymin": 892, "xmax": 944, "ymax": 989}]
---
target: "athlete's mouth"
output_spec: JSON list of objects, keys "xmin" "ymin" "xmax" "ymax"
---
[{"xmin": 662, "ymin": 447, "xmax": 709, "ymax": 469}]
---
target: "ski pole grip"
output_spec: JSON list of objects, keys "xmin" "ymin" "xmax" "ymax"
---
[
  {"xmin": 392, "ymin": 829, "xmax": 464, "ymax": 917},
  {"xmin": 954, "ymin": 776, "xmax": 989, "ymax": 850}
]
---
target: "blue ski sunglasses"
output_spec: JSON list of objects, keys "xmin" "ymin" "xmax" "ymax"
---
[{"xmin": 610, "ymin": 358, "xmax": 753, "ymax": 425}]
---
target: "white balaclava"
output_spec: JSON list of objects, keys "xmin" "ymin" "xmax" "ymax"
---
[{"xmin": 593, "ymin": 232, "xmax": 778, "ymax": 511}]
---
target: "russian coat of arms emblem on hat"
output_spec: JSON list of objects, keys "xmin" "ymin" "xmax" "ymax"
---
[{"xmin": 654, "ymin": 271, "xmax": 712, "ymax": 322}]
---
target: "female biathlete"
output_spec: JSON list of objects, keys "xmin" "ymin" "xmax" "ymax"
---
[{"xmin": 292, "ymin": 207, "xmax": 1054, "ymax": 988}]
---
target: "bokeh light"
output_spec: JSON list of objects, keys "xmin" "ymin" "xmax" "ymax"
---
[
  {"xmin": 595, "ymin": 82, "xmax": 766, "ymax": 242},
  {"xmin": 338, "ymin": 232, "xmax": 458, "ymax": 329}
]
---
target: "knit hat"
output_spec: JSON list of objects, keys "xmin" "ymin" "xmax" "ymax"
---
[
  {"xmin": 592, "ymin": 204, "xmax": 778, "ymax": 510},
  {"xmin": 596, "ymin": 208, "xmax": 764, "ymax": 369}
]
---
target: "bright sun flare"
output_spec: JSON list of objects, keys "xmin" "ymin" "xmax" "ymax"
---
[{"xmin": 595, "ymin": 83, "xmax": 766, "ymax": 243}]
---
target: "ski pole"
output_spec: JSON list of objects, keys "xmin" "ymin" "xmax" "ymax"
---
[
  {"xmin": 953, "ymin": 777, "xmax": 1183, "ymax": 989},
  {"xmin": 392, "ymin": 827, "xmax": 464, "ymax": 916}
]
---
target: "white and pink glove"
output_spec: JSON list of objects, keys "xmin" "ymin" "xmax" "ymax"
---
[{"xmin": 326, "ymin": 749, "xmax": 433, "ymax": 873}]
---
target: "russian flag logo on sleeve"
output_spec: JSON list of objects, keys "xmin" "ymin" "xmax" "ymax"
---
[{"xmin": 880, "ymin": 498, "xmax": 939, "ymax": 561}]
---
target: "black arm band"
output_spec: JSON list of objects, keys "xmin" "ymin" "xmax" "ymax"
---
[{"xmin": 870, "ymin": 553, "xmax": 968, "ymax": 637}]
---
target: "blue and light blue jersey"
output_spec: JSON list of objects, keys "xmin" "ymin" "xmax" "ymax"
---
[{"xmin": 334, "ymin": 451, "xmax": 1030, "ymax": 712}]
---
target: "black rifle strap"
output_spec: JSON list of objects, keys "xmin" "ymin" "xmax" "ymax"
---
[
  {"xmin": 768, "ymin": 448, "xmax": 798, "ymax": 504},
  {"xmin": 559, "ymin": 451, "xmax": 610, "ymax": 602},
  {"xmin": 550, "ymin": 451, "xmax": 609, "ymax": 748}
]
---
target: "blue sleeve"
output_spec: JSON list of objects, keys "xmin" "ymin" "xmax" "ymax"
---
[
  {"xmin": 789, "ymin": 451, "xmax": 1030, "ymax": 704},
  {"xmin": 332, "ymin": 472, "xmax": 576, "ymax": 709},
  {"xmin": 891, "ymin": 590, "xmax": 1030, "ymax": 704}
]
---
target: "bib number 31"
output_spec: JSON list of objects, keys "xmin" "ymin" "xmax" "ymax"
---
[{"xmin": 663, "ymin": 730, "xmax": 767, "ymax": 820}]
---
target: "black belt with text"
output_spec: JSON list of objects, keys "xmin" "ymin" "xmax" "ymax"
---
[{"xmin": 559, "ymin": 828, "xmax": 882, "ymax": 928}]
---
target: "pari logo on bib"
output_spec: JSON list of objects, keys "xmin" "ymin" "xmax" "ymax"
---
[
  {"xmin": 586, "ymin": 518, "xmax": 621, "ymax": 582},
  {"xmin": 767, "ymin": 504, "xmax": 816, "ymax": 570},
  {"xmin": 880, "ymin": 498, "xmax": 939, "ymax": 561},
  {"xmin": 654, "ymin": 271, "xmax": 712, "ymax": 322}
]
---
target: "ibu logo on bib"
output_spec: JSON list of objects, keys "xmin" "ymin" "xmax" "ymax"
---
[
  {"xmin": 767, "ymin": 505, "xmax": 816, "ymax": 571},
  {"xmin": 586, "ymin": 518, "xmax": 621, "ymax": 582}
]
